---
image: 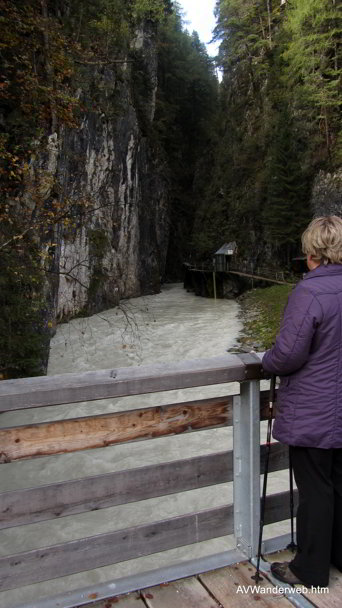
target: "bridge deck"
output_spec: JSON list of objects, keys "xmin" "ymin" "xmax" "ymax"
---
[{"xmin": 85, "ymin": 550, "xmax": 340, "ymax": 608}]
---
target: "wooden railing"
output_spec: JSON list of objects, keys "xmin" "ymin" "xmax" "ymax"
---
[
  {"xmin": 0, "ymin": 354, "xmax": 296, "ymax": 608},
  {"xmin": 184, "ymin": 261, "xmax": 295, "ymax": 288},
  {"xmin": 227, "ymin": 263, "xmax": 295, "ymax": 285}
]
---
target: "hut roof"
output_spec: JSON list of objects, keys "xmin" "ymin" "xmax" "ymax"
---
[{"xmin": 214, "ymin": 242, "xmax": 237, "ymax": 255}]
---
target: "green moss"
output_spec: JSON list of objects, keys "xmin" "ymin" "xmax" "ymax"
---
[
  {"xmin": 88, "ymin": 228, "xmax": 109, "ymax": 259},
  {"xmin": 88, "ymin": 267, "xmax": 109, "ymax": 296},
  {"xmin": 240, "ymin": 283, "xmax": 294, "ymax": 349}
]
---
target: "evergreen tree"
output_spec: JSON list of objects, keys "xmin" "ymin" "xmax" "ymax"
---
[
  {"xmin": 0, "ymin": 0, "xmax": 219, "ymax": 373},
  {"xmin": 193, "ymin": 0, "xmax": 336, "ymax": 266},
  {"xmin": 282, "ymin": 0, "xmax": 342, "ymax": 161},
  {"xmin": 155, "ymin": 4, "xmax": 219, "ymax": 276},
  {"xmin": 263, "ymin": 108, "xmax": 312, "ymax": 264}
]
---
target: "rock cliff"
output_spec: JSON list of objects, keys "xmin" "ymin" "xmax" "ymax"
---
[
  {"xmin": 43, "ymin": 22, "xmax": 169, "ymax": 321},
  {"xmin": 311, "ymin": 169, "xmax": 342, "ymax": 218}
]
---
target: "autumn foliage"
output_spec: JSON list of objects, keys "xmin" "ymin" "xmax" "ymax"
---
[{"xmin": 0, "ymin": 0, "xmax": 170, "ymax": 377}]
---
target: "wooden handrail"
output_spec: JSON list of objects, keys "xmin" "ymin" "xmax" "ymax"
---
[
  {"xmin": 0, "ymin": 390, "xmax": 278, "ymax": 463},
  {"xmin": 0, "ymin": 353, "xmax": 262, "ymax": 411},
  {"xmin": 0, "ymin": 355, "xmax": 297, "ymax": 608},
  {"xmin": 0, "ymin": 395, "xmax": 233, "ymax": 461}
]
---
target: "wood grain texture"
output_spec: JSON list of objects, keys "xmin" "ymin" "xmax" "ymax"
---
[
  {"xmin": 81, "ymin": 593, "xmax": 145, "ymax": 607},
  {"xmin": 264, "ymin": 490, "xmax": 298, "ymax": 525},
  {"xmin": 199, "ymin": 562, "xmax": 292, "ymax": 607},
  {"xmin": 0, "ymin": 505, "xmax": 234, "ymax": 591},
  {"xmin": 0, "ymin": 396, "xmax": 233, "ymax": 461},
  {"xmin": 142, "ymin": 577, "xmax": 218, "ymax": 608},
  {"xmin": 0, "ymin": 451, "xmax": 232, "ymax": 529},
  {"xmin": 265, "ymin": 549, "xmax": 339, "ymax": 606},
  {"xmin": 0, "ymin": 354, "xmax": 255, "ymax": 411},
  {"xmin": 261, "ymin": 443, "xmax": 289, "ymax": 474}
]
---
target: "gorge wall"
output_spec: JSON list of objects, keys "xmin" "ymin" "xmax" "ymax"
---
[
  {"xmin": 43, "ymin": 23, "xmax": 169, "ymax": 321},
  {"xmin": 311, "ymin": 170, "xmax": 342, "ymax": 219},
  {"xmin": 1, "ymin": 1, "xmax": 220, "ymax": 377}
]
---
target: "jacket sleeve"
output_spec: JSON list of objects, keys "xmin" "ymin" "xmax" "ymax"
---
[{"xmin": 262, "ymin": 284, "xmax": 321, "ymax": 376}]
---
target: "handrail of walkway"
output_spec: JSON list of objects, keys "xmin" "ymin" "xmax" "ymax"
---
[
  {"xmin": 185, "ymin": 262, "xmax": 295, "ymax": 286},
  {"xmin": 0, "ymin": 353, "xmax": 296, "ymax": 608}
]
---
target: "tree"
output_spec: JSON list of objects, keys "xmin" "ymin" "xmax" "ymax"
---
[
  {"xmin": 154, "ymin": 4, "xmax": 219, "ymax": 275},
  {"xmin": 0, "ymin": 0, "xmax": 220, "ymax": 375},
  {"xmin": 0, "ymin": 241, "xmax": 49, "ymax": 378},
  {"xmin": 0, "ymin": 0, "xmax": 167, "ymax": 377},
  {"xmin": 282, "ymin": 0, "xmax": 342, "ymax": 161},
  {"xmin": 193, "ymin": 0, "xmax": 336, "ymax": 266},
  {"xmin": 262, "ymin": 108, "xmax": 312, "ymax": 264}
]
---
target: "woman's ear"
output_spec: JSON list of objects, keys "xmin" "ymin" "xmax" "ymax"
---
[{"xmin": 307, "ymin": 254, "xmax": 320, "ymax": 270}]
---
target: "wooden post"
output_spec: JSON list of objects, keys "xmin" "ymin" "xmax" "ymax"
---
[{"xmin": 213, "ymin": 271, "xmax": 217, "ymax": 300}]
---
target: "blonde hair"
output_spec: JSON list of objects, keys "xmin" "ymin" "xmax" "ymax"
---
[{"xmin": 301, "ymin": 215, "xmax": 342, "ymax": 265}]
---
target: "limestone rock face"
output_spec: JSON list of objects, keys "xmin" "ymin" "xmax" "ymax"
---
[
  {"xmin": 311, "ymin": 170, "xmax": 342, "ymax": 218},
  {"xmin": 45, "ymin": 22, "xmax": 169, "ymax": 320}
]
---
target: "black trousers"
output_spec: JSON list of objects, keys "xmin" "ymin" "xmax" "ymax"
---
[{"xmin": 289, "ymin": 445, "xmax": 342, "ymax": 587}]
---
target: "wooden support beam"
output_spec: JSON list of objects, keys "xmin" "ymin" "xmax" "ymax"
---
[
  {"xmin": 0, "ymin": 354, "xmax": 262, "ymax": 412},
  {"xmin": 261, "ymin": 442, "xmax": 289, "ymax": 474},
  {"xmin": 264, "ymin": 490, "xmax": 298, "ymax": 525},
  {"xmin": 0, "ymin": 396, "xmax": 233, "ymax": 462},
  {"xmin": 0, "ymin": 505, "xmax": 234, "ymax": 591},
  {"xmin": 0, "ymin": 444, "xmax": 291, "ymax": 529},
  {"xmin": 0, "ymin": 451, "xmax": 232, "ymax": 529}
]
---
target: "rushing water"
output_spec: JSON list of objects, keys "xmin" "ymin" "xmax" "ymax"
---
[{"xmin": 0, "ymin": 284, "xmax": 287, "ymax": 607}]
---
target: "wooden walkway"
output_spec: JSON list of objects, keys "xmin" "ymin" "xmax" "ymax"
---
[
  {"xmin": 227, "ymin": 269, "xmax": 295, "ymax": 286},
  {"xmin": 185, "ymin": 262, "xmax": 295, "ymax": 286},
  {"xmin": 87, "ymin": 550, "xmax": 342, "ymax": 608}
]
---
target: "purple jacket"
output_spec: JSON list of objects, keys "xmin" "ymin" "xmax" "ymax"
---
[{"xmin": 262, "ymin": 263, "xmax": 342, "ymax": 448}]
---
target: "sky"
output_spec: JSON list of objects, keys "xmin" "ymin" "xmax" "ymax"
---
[{"xmin": 178, "ymin": 0, "xmax": 219, "ymax": 57}]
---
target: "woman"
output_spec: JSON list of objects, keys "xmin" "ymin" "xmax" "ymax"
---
[{"xmin": 262, "ymin": 215, "xmax": 342, "ymax": 588}]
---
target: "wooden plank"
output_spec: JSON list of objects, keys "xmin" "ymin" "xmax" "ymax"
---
[
  {"xmin": 265, "ymin": 548, "xmax": 339, "ymax": 606},
  {"xmin": 261, "ymin": 443, "xmax": 289, "ymax": 474},
  {"xmin": 264, "ymin": 490, "xmax": 298, "ymax": 525},
  {"xmin": 199, "ymin": 562, "xmax": 292, "ymax": 607},
  {"xmin": 141, "ymin": 577, "xmax": 217, "ymax": 608},
  {"xmin": 0, "ymin": 505, "xmax": 233, "ymax": 591},
  {"xmin": 81, "ymin": 594, "xmax": 145, "ymax": 607},
  {"xmin": 0, "ymin": 396, "xmax": 233, "ymax": 462},
  {"xmin": 0, "ymin": 354, "xmax": 258, "ymax": 412},
  {"xmin": 0, "ymin": 451, "xmax": 232, "ymax": 529},
  {"xmin": 311, "ymin": 568, "xmax": 342, "ymax": 608}
]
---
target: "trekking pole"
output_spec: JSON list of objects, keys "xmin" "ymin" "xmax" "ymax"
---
[
  {"xmin": 252, "ymin": 373, "xmax": 276, "ymax": 583},
  {"xmin": 287, "ymin": 449, "xmax": 297, "ymax": 552}
]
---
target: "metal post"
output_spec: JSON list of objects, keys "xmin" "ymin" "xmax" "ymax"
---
[
  {"xmin": 213, "ymin": 271, "xmax": 217, "ymax": 300},
  {"xmin": 233, "ymin": 380, "xmax": 261, "ymax": 558}
]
